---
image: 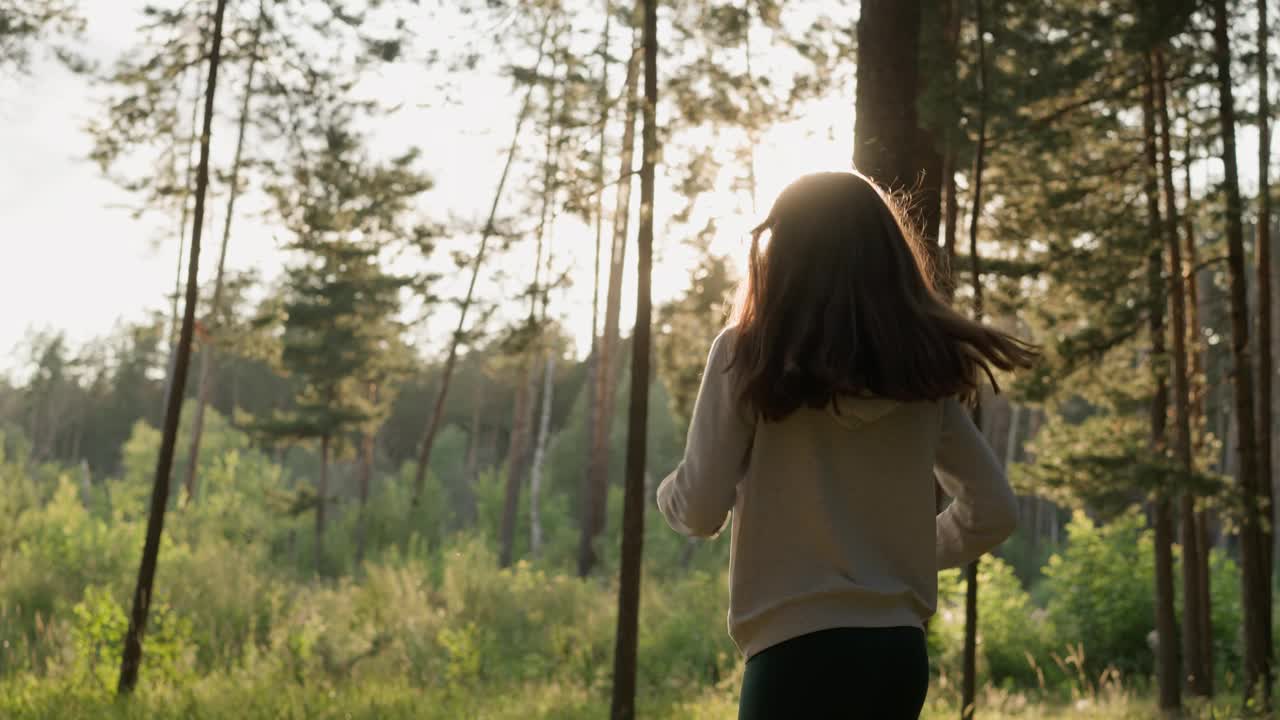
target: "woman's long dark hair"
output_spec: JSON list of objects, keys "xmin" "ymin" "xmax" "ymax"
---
[{"xmin": 728, "ymin": 171, "xmax": 1037, "ymax": 422}]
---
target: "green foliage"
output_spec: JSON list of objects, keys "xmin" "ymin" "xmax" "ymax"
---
[
  {"xmin": 1, "ymin": 476, "xmax": 139, "ymax": 675},
  {"xmin": 932, "ymin": 558, "xmax": 1054, "ymax": 692},
  {"xmin": 1042, "ymin": 510, "xmax": 1155, "ymax": 680},
  {"xmin": 71, "ymin": 586, "xmax": 191, "ymax": 690},
  {"xmin": 0, "ymin": 0, "xmax": 85, "ymax": 74},
  {"xmin": 980, "ymin": 558, "xmax": 1055, "ymax": 688},
  {"xmin": 1016, "ymin": 411, "xmax": 1158, "ymax": 514},
  {"xmin": 1205, "ymin": 549, "xmax": 1243, "ymax": 680},
  {"xmin": 260, "ymin": 117, "xmax": 426, "ymax": 447},
  {"xmin": 0, "ymin": 439, "xmax": 1271, "ymax": 716}
]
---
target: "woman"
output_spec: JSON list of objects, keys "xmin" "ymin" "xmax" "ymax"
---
[{"xmin": 656, "ymin": 171, "xmax": 1036, "ymax": 719}]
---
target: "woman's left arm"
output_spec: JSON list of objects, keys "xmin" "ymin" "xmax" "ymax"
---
[{"xmin": 656, "ymin": 329, "xmax": 755, "ymax": 538}]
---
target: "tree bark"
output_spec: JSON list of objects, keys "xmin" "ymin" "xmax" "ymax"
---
[
  {"xmin": 499, "ymin": 361, "xmax": 536, "ymax": 568},
  {"xmin": 581, "ymin": 0, "xmax": 612, "ymax": 563},
  {"xmin": 853, "ymin": 0, "xmax": 921, "ymax": 190},
  {"xmin": 529, "ymin": 353, "xmax": 555, "ymax": 556},
  {"xmin": 355, "ymin": 386, "xmax": 376, "ymax": 567},
  {"xmin": 117, "ymin": 0, "xmax": 227, "ymax": 695},
  {"xmin": 940, "ymin": 0, "xmax": 961, "ymax": 276},
  {"xmin": 1142, "ymin": 49, "xmax": 1181, "ymax": 714},
  {"xmin": 1183, "ymin": 132, "xmax": 1216, "ymax": 691},
  {"xmin": 1255, "ymin": 0, "xmax": 1276, "ymax": 667},
  {"xmin": 961, "ymin": 557, "xmax": 979, "ymax": 720},
  {"xmin": 960, "ymin": 2, "xmax": 988, "ymax": 716},
  {"xmin": 1154, "ymin": 47, "xmax": 1211, "ymax": 697},
  {"xmin": 853, "ymin": 0, "xmax": 944, "ymax": 244},
  {"xmin": 170, "ymin": 59, "xmax": 204, "ymax": 352},
  {"xmin": 355, "ymin": 429, "xmax": 373, "ymax": 566},
  {"xmin": 316, "ymin": 433, "xmax": 329, "ymax": 574},
  {"xmin": 580, "ymin": 33, "xmax": 640, "ymax": 578},
  {"xmin": 79, "ymin": 460, "xmax": 92, "ymax": 509},
  {"xmin": 1211, "ymin": 0, "xmax": 1272, "ymax": 704},
  {"xmin": 158, "ymin": 50, "xmax": 207, "ymax": 420},
  {"xmin": 1005, "ymin": 403, "xmax": 1022, "ymax": 469},
  {"xmin": 412, "ymin": 17, "xmax": 551, "ymax": 506},
  {"xmin": 465, "ymin": 380, "xmax": 484, "ymax": 479},
  {"xmin": 609, "ymin": 0, "xmax": 655, "ymax": 714},
  {"xmin": 183, "ymin": 0, "xmax": 265, "ymax": 505},
  {"xmin": 460, "ymin": 376, "xmax": 484, "ymax": 526}
]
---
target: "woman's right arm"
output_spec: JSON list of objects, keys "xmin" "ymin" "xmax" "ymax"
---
[
  {"xmin": 656, "ymin": 329, "xmax": 754, "ymax": 539},
  {"xmin": 934, "ymin": 397, "xmax": 1019, "ymax": 570}
]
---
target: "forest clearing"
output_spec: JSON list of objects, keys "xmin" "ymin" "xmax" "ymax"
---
[{"xmin": 2, "ymin": 0, "xmax": 1280, "ymax": 717}]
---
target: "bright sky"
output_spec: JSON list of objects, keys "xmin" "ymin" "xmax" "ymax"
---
[{"xmin": 0, "ymin": 1, "xmax": 856, "ymax": 374}]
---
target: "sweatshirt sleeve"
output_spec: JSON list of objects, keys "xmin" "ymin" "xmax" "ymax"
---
[
  {"xmin": 934, "ymin": 397, "xmax": 1019, "ymax": 569},
  {"xmin": 656, "ymin": 329, "xmax": 755, "ymax": 538}
]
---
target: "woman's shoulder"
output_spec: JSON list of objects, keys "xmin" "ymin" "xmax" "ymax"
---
[{"xmin": 708, "ymin": 325, "xmax": 741, "ymax": 361}]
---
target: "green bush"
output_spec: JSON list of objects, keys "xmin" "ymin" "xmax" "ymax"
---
[
  {"xmin": 931, "ymin": 558, "xmax": 1054, "ymax": 692},
  {"xmin": 638, "ymin": 569, "xmax": 736, "ymax": 693},
  {"xmin": 70, "ymin": 585, "xmax": 192, "ymax": 690},
  {"xmin": 1042, "ymin": 509, "xmax": 1154, "ymax": 680},
  {"xmin": 1207, "ymin": 548, "xmax": 1243, "ymax": 686}
]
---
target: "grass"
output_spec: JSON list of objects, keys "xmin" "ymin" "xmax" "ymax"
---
[{"xmin": 0, "ymin": 672, "xmax": 1260, "ymax": 720}]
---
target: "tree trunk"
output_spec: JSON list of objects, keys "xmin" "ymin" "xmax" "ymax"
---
[
  {"xmin": 412, "ymin": 17, "xmax": 551, "ymax": 505},
  {"xmin": 465, "ymin": 380, "xmax": 484, "ymax": 479},
  {"xmin": 913, "ymin": 0, "xmax": 946, "ymax": 245},
  {"xmin": 502, "ymin": 45, "xmax": 561, "ymax": 566},
  {"xmin": 1142, "ymin": 49, "xmax": 1182, "ymax": 714},
  {"xmin": 960, "ymin": 2, "xmax": 988, "ymax": 715},
  {"xmin": 529, "ymin": 353, "xmax": 555, "ymax": 557},
  {"xmin": 580, "ymin": 34, "xmax": 641, "ymax": 578},
  {"xmin": 1183, "ymin": 127, "xmax": 1216, "ymax": 694},
  {"xmin": 460, "ymin": 377, "xmax": 485, "ymax": 526},
  {"xmin": 1031, "ymin": 496, "xmax": 1042, "ymax": 552},
  {"xmin": 499, "ymin": 362, "xmax": 537, "ymax": 568},
  {"xmin": 169, "ymin": 60, "xmax": 204, "ymax": 352},
  {"xmin": 79, "ymin": 460, "xmax": 92, "ymax": 509},
  {"xmin": 1153, "ymin": 47, "xmax": 1210, "ymax": 697},
  {"xmin": 355, "ymin": 429, "xmax": 373, "ymax": 566},
  {"xmin": 316, "ymin": 433, "xmax": 329, "ymax": 574},
  {"xmin": 158, "ymin": 49, "xmax": 209, "ymax": 420},
  {"xmin": 853, "ymin": 0, "xmax": 943, "ymax": 240},
  {"xmin": 609, "ymin": 0, "xmax": 655, "ymax": 715},
  {"xmin": 961, "ymin": 557, "xmax": 979, "ymax": 720},
  {"xmin": 581, "ymin": 0, "xmax": 612, "ymax": 562},
  {"xmin": 1211, "ymin": 0, "xmax": 1272, "ymax": 704},
  {"xmin": 117, "ymin": 0, "xmax": 227, "ymax": 695},
  {"xmin": 1005, "ymin": 403, "xmax": 1022, "ymax": 469},
  {"xmin": 940, "ymin": 0, "xmax": 961, "ymax": 279},
  {"xmin": 355, "ymin": 387, "xmax": 376, "ymax": 567},
  {"xmin": 853, "ymin": 0, "xmax": 922, "ymax": 189},
  {"xmin": 184, "ymin": 1, "xmax": 265, "ymax": 505},
  {"xmin": 1256, "ymin": 0, "xmax": 1276, "ymax": 670}
]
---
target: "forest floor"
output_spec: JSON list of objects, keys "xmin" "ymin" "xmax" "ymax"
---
[{"xmin": 0, "ymin": 675, "xmax": 1260, "ymax": 720}]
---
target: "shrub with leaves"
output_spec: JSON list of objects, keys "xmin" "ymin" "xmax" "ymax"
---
[
  {"xmin": 1042, "ymin": 510, "xmax": 1154, "ymax": 680},
  {"xmin": 71, "ymin": 586, "xmax": 192, "ymax": 691}
]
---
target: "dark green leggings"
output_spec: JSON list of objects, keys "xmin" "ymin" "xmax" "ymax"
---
[{"xmin": 738, "ymin": 626, "xmax": 929, "ymax": 720}]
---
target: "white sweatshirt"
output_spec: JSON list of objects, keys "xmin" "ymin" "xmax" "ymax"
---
[{"xmin": 656, "ymin": 328, "xmax": 1019, "ymax": 659}]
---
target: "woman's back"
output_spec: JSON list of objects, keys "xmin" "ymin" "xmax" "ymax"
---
[
  {"xmin": 731, "ymin": 394, "xmax": 942, "ymax": 659},
  {"xmin": 658, "ymin": 328, "xmax": 1017, "ymax": 660}
]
